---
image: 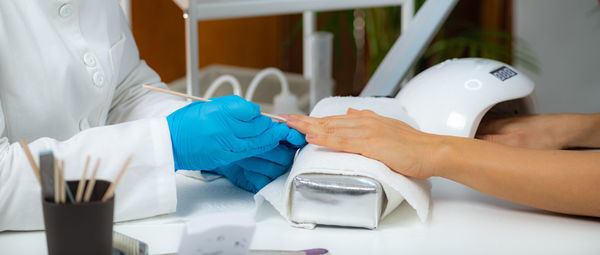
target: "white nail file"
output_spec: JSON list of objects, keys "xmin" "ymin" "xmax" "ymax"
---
[
  {"xmin": 38, "ymin": 151, "xmax": 55, "ymax": 201},
  {"xmin": 178, "ymin": 212, "xmax": 255, "ymax": 255}
]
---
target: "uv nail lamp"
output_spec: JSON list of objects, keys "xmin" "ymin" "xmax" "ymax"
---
[
  {"xmin": 396, "ymin": 58, "xmax": 536, "ymax": 138},
  {"xmin": 289, "ymin": 58, "xmax": 536, "ymax": 229}
]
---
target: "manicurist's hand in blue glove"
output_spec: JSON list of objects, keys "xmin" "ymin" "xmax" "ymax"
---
[
  {"xmin": 214, "ymin": 128, "xmax": 306, "ymax": 193},
  {"xmin": 167, "ymin": 95, "xmax": 306, "ymax": 192}
]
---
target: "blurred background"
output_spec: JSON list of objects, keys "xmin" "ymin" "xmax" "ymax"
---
[{"xmin": 126, "ymin": 0, "xmax": 600, "ymax": 114}]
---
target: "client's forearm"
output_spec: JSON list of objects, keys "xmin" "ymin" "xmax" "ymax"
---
[{"xmin": 434, "ymin": 137, "xmax": 600, "ymax": 217}]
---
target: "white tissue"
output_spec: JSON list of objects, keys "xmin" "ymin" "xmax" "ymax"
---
[{"xmin": 255, "ymin": 96, "xmax": 432, "ymax": 229}]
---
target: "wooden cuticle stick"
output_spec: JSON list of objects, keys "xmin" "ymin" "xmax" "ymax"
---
[
  {"xmin": 58, "ymin": 161, "xmax": 65, "ymax": 204},
  {"xmin": 75, "ymin": 156, "xmax": 91, "ymax": 203},
  {"xmin": 83, "ymin": 159, "xmax": 101, "ymax": 202},
  {"xmin": 19, "ymin": 139, "xmax": 41, "ymax": 185},
  {"xmin": 54, "ymin": 159, "xmax": 59, "ymax": 204},
  {"xmin": 101, "ymin": 156, "xmax": 133, "ymax": 202},
  {"xmin": 142, "ymin": 85, "xmax": 286, "ymax": 122}
]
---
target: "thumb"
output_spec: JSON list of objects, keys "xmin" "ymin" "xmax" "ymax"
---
[
  {"xmin": 285, "ymin": 128, "xmax": 307, "ymax": 147},
  {"xmin": 215, "ymin": 95, "xmax": 261, "ymax": 121}
]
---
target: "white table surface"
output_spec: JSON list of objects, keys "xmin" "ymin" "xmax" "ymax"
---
[{"xmin": 2, "ymin": 174, "xmax": 599, "ymax": 254}]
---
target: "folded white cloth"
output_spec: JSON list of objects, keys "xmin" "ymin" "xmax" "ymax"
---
[{"xmin": 255, "ymin": 96, "xmax": 431, "ymax": 229}]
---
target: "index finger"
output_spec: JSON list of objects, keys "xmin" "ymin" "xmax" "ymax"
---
[
  {"xmin": 284, "ymin": 114, "xmax": 354, "ymax": 135},
  {"xmin": 283, "ymin": 114, "xmax": 318, "ymax": 134}
]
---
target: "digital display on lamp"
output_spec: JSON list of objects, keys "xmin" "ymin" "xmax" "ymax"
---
[{"xmin": 490, "ymin": 66, "xmax": 517, "ymax": 81}]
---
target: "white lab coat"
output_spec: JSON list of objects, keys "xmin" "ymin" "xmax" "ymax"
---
[{"xmin": 0, "ymin": 1, "xmax": 189, "ymax": 231}]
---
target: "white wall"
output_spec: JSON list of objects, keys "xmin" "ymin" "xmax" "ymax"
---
[{"xmin": 514, "ymin": 0, "xmax": 600, "ymax": 114}]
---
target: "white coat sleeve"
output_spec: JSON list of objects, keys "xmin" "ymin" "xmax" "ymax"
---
[
  {"xmin": 0, "ymin": 5, "xmax": 184, "ymax": 231},
  {"xmin": 0, "ymin": 117, "xmax": 176, "ymax": 231}
]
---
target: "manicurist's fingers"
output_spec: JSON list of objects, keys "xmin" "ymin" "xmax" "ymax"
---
[{"xmin": 228, "ymin": 115, "xmax": 272, "ymax": 138}]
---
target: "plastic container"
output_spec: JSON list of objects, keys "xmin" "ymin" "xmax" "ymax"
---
[
  {"xmin": 42, "ymin": 180, "xmax": 114, "ymax": 255},
  {"xmin": 309, "ymin": 32, "xmax": 334, "ymax": 109}
]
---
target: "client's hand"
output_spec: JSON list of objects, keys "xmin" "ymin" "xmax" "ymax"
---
[
  {"xmin": 476, "ymin": 113, "xmax": 594, "ymax": 149},
  {"xmin": 283, "ymin": 109, "xmax": 440, "ymax": 179}
]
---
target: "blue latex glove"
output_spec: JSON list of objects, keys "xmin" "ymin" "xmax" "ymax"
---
[
  {"xmin": 213, "ymin": 129, "xmax": 306, "ymax": 193},
  {"xmin": 167, "ymin": 95, "xmax": 292, "ymax": 171}
]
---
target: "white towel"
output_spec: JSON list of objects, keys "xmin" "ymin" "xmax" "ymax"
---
[{"xmin": 255, "ymin": 96, "xmax": 431, "ymax": 229}]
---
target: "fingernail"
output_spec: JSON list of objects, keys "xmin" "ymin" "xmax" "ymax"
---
[
  {"xmin": 275, "ymin": 114, "xmax": 288, "ymax": 123},
  {"xmin": 306, "ymin": 134, "xmax": 317, "ymax": 140}
]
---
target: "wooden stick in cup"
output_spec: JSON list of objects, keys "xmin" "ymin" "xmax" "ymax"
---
[
  {"xmin": 142, "ymin": 85, "xmax": 287, "ymax": 122},
  {"xmin": 54, "ymin": 160, "xmax": 59, "ymax": 204},
  {"xmin": 59, "ymin": 161, "xmax": 66, "ymax": 204},
  {"xmin": 19, "ymin": 139, "xmax": 41, "ymax": 185},
  {"xmin": 101, "ymin": 156, "xmax": 133, "ymax": 202},
  {"xmin": 83, "ymin": 159, "xmax": 101, "ymax": 202},
  {"xmin": 75, "ymin": 156, "xmax": 91, "ymax": 203}
]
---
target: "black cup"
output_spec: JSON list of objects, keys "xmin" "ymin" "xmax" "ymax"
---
[{"xmin": 42, "ymin": 180, "xmax": 114, "ymax": 255}]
